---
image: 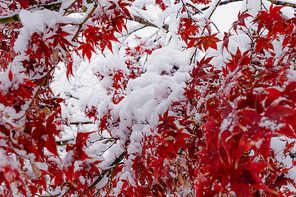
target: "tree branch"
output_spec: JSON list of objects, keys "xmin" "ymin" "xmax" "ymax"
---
[
  {"xmin": 69, "ymin": 121, "xmax": 94, "ymax": 125},
  {"xmin": 1, "ymin": 0, "xmax": 295, "ymax": 25},
  {"xmin": 200, "ymin": 0, "xmax": 296, "ymax": 11},
  {"xmin": 71, "ymin": 2, "xmax": 98, "ymax": 41},
  {"xmin": 208, "ymin": 0, "xmax": 222, "ymax": 20},
  {"xmin": 56, "ymin": 138, "xmax": 73, "ymax": 146},
  {"xmin": 83, "ymin": 152, "xmax": 125, "ymax": 195},
  {"xmin": 128, "ymin": 16, "xmax": 169, "ymax": 32},
  {"xmin": 201, "ymin": 0, "xmax": 243, "ymax": 11},
  {"xmin": 268, "ymin": 0, "xmax": 296, "ymax": 8},
  {"xmin": 0, "ymin": 14, "xmax": 20, "ymax": 24},
  {"xmin": 0, "ymin": 2, "xmax": 62, "ymax": 24}
]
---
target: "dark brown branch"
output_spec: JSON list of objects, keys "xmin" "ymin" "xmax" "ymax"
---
[
  {"xmin": 71, "ymin": 3, "xmax": 98, "ymax": 41},
  {"xmin": 83, "ymin": 152, "xmax": 125, "ymax": 195},
  {"xmin": 69, "ymin": 121, "xmax": 94, "ymax": 125},
  {"xmin": 201, "ymin": 0, "xmax": 243, "ymax": 11},
  {"xmin": 65, "ymin": 92, "xmax": 79, "ymax": 100},
  {"xmin": 104, "ymin": 154, "xmax": 121, "ymax": 197},
  {"xmin": 201, "ymin": 0, "xmax": 296, "ymax": 11},
  {"xmin": 0, "ymin": 2, "xmax": 62, "ymax": 24},
  {"xmin": 268, "ymin": 0, "xmax": 296, "ymax": 8},
  {"xmin": 64, "ymin": 0, "xmax": 80, "ymax": 12},
  {"xmin": 1, "ymin": 0, "xmax": 296, "ymax": 25},
  {"xmin": 128, "ymin": 16, "xmax": 169, "ymax": 32},
  {"xmin": 208, "ymin": 0, "xmax": 222, "ymax": 20},
  {"xmin": 56, "ymin": 138, "xmax": 73, "ymax": 146}
]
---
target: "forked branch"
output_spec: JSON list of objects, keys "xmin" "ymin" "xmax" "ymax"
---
[{"xmin": 1, "ymin": 0, "xmax": 295, "ymax": 25}]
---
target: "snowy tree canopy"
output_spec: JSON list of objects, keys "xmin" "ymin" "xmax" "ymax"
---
[{"xmin": 1, "ymin": 0, "xmax": 296, "ymax": 196}]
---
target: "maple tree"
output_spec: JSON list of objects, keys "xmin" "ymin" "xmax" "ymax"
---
[{"xmin": 1, "ymin": 0, "xmax": 296, "ymax": 196}]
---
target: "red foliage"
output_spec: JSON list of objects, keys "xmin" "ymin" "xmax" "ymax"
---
[{"xmin": 0, "ymin": 0, "xmax": 296, "ymax": 196}]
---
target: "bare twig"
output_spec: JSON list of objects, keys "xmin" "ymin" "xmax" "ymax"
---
[
  {"xmin": 33, "ymin": 193, "xmax": 60, "ymax": 197},
  {"xmin": 201, "ymin": 0, "xmax": 296, "ymax": 11},
  {"xmin": 71, "ymin": 2, "xmax": 98, "ymax": 41},
  {"xmin": 201, "ymin": 0, "xmax": 243, "ymax": 11},
  {"xmin": 128, "ymin": 16, "xmax": 169, "ymax": 32},
  {"xmin": 56, "ymin": 138, "xmax": 73, "ymax": 146},
  {"xmin": 206, "ymin": 0, "xmax": 223, "ymax": 21},
  {"xmin": 65, "ymin": 92, "xmax": 79, "ymax": 100},
  {"xmin": 104, "ymin": 155, "xmax": 120, "ymax": 197},
  {"xmin": 64, "ymin": 0, "xmax": 80, "ymax": 12},
  {"xmin": 260, "ymin": 0, "xmax": 268, "ymax": 10},
  {"xmin": 69, "ymin": 121, "xmax": 94, "ymax": 125},
  {"xmin": 268, "ymin": 0, "xmax": 296, "ymax": 8}
]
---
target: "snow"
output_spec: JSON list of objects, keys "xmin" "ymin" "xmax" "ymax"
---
[
  {"xmin": 220, "ymin": 116, "xmax": 233, "ymax": 132},
  {"xmin": 211, "ymin": 1, "xmax": 243, "ymax": 33},
  {"xmin": 1, "ymin": 0, "xmax": 296, "ymax": 195},
  {"xmin": 146, "ymin": 47, "xmax": 190, "ymax": 74},
  {"xmin": 15, "ymin": 9, "xmax": 66, "ymax": 53},
  {"xmin": 96, "ymin": 174, "xmax": 109, "ymax": 190},
  {"xmin": 91, "ymin": 54, "xmax": 129, "ymax": 75},
  {"xmin": 259, "ymin": 117, "xmax": 286, "ymax": 131}
]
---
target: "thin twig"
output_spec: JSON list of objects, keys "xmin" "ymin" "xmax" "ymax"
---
[
  {"xmin": 65, "ymin": 92, "xmax": 79, "ymax": 100},
  {"xmin": 71, "ymin": 2, "xmax": 98, "ymax": 41},
  {"xmin": 268, "ymin": 0, "xmax": 296, "ymax": 8},
  {"xmin": 201, "ymin": 0, "xmax": 243, "ymax": 11},
  {"xmin": 208, "ymin": 0, "xmax": 222, "ymax": 20},
  {"xmin": 64, "ymin": 0, "xmax": 80, "ymax": 12},
  {"xmin": 190, "ymin": 0, "xmax": 222, "ymax": 65},
  {"xmin": 56, "ymin": 138, "xmax": 73, "ymax": 146},
  {"xmin": 129, "ymin": 7, "xmax": 169, "ymax": 32},
  {"xmin": 83, "ymin": 152, "xmax": 125, "ymax": 195},
  {"xmin": 104, "ymin": 157, "xmax": 120, "ymax": 197},
  {"xmin": 202, "ymin": 0, "xmax": 222, "ymax": 35},
  {"xmin": 33, "ymin": 194, "xmax": 60, "ymax": 197},
  {"xmin": 69, "ymin": 121, "xmax": 94, "ymax": 125},
  {"xmin": 260, "ymin": 0, "xmax": 268, "ymax": 10},
  {"xmin": 62, "ymin": 185, "xmax": 74, "ymax": 197}
]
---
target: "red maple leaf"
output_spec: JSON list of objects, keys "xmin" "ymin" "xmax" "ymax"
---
[
  {"xmin": 222, "ymin": 32, "xmax": 232, "ymax": 52},
  {"xmin": 232, "ymin": 11, "xmax": 252, "ymax": 33},
  {"xmin": 174, "ymin": 128, "xmax": 193, "ymax": 151},
  {"xmin": 78, "ymin": 42, "xmax": 96, "ymax": 61},
  {"xmin": 255, "ymin": 36, "xmax": 274, "ymax": 53},
  {"xmin": 8, "ymin": 69, "xmax": 13, "ymax": 81},
  {"xmin": 48, "ymin": 26, "xmax": 73, "ymax": 49},
  {"xmin": 196, "ymin": 33, "xmax": 220, "ymax": 51},
  {"xmin": 254, "ymin": 4, "xmax": 284, "ymax": 32},
  {"xmin": 283, "ymin": 81, "xmax": 296, "ymax": 101}
]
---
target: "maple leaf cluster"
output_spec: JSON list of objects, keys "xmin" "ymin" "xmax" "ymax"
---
[
  {"xmin": 0, "ymin": 0, "xmax": 296, "ymax": 196},
  {"xmin": 0, "ymin": 0, "xmax": 133, "ymax": 195},
  {"xmin": 118, "ymin": 3, "xmax": 296, "ymax": 197}
]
